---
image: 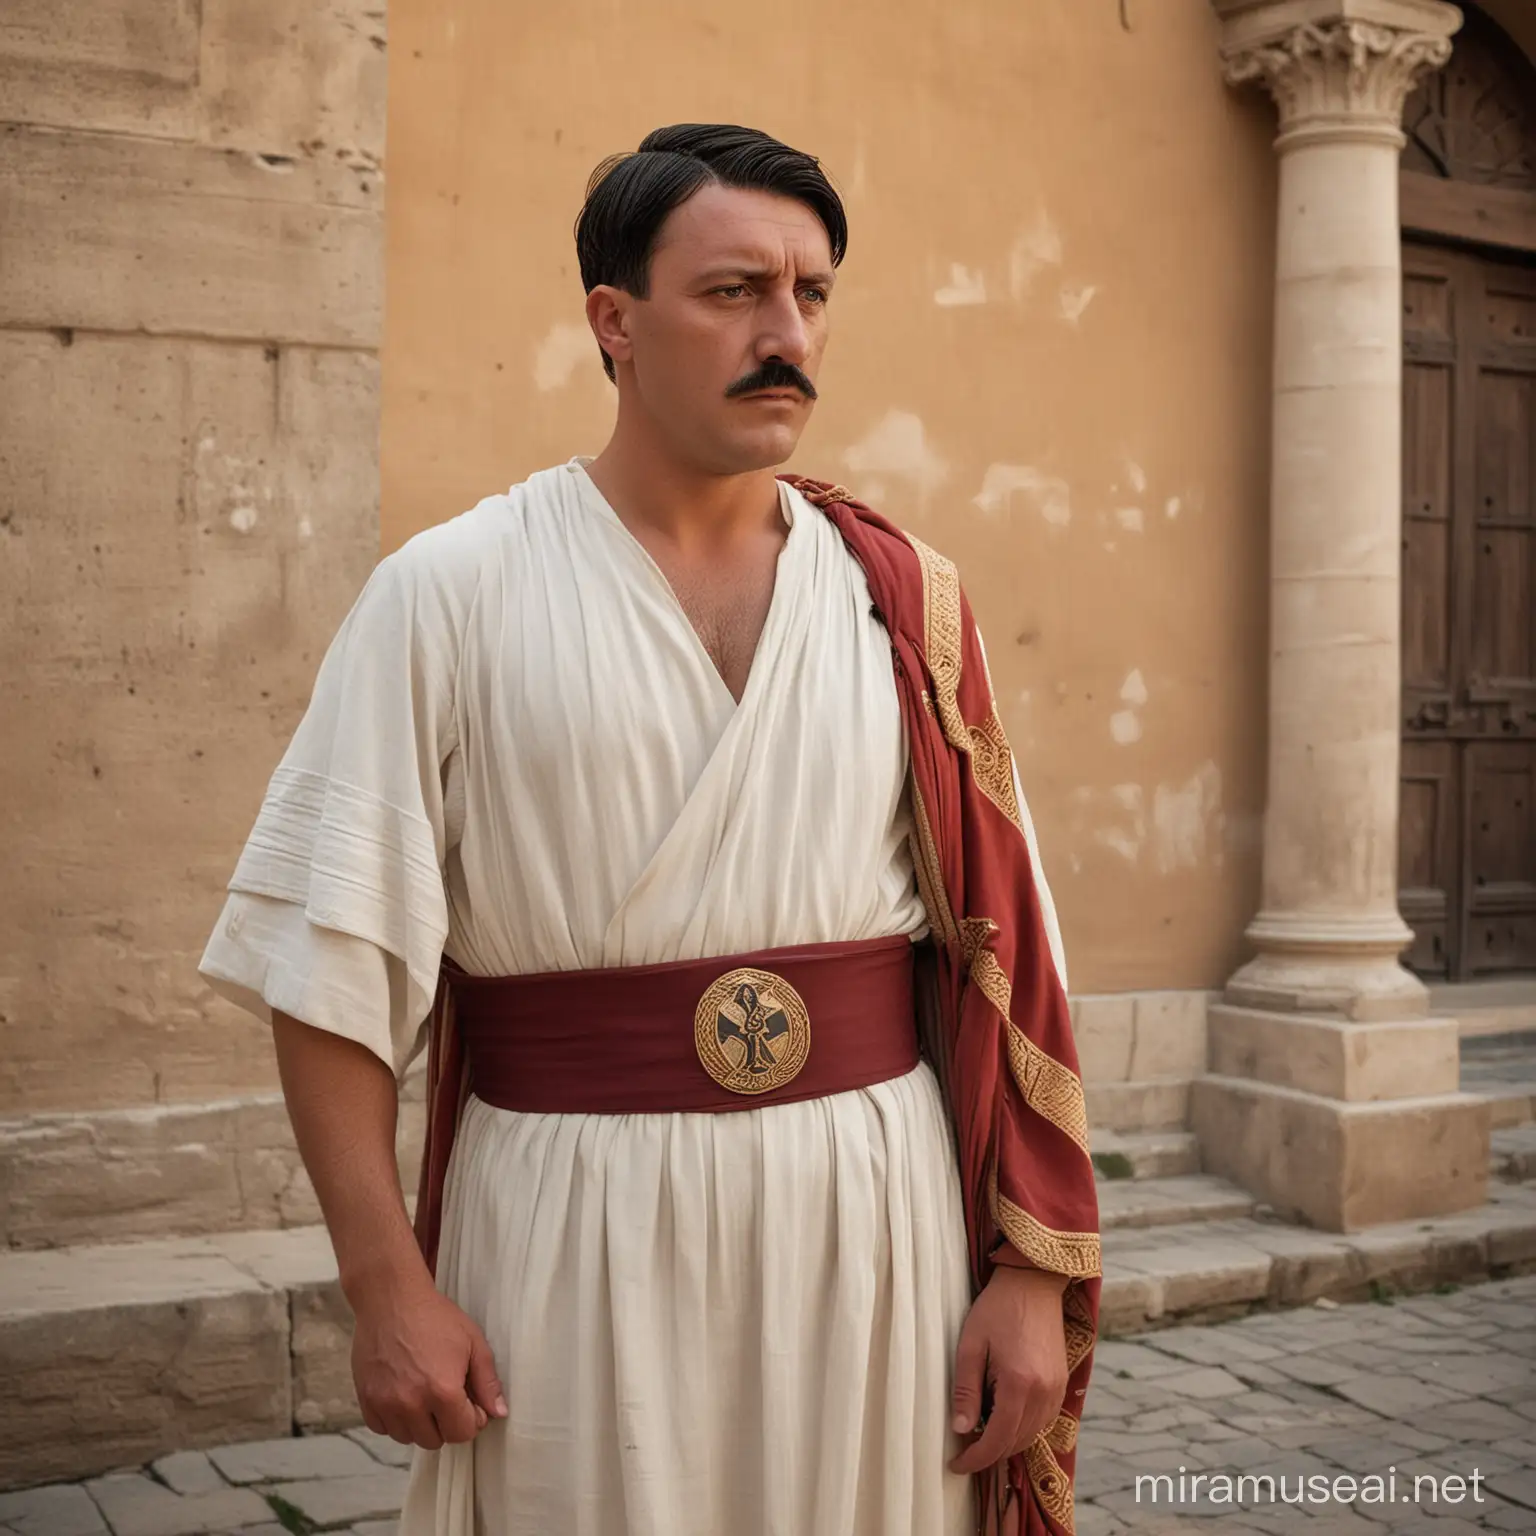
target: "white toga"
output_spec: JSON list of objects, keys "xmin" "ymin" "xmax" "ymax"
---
[{"xmin": 200, "ymin": 458, "xmax": 981, "ymax": 1535}]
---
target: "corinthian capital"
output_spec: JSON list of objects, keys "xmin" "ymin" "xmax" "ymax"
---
[{"xmin": 1213, "ymin": 0, "xmax": 1461, "ymax": 144}]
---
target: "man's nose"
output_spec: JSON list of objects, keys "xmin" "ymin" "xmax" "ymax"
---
[{"xmin": 755, "ymin": 292, "xmax": 812, "ymax": 367}]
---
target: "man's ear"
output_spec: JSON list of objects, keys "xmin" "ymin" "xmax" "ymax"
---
[{"xmin": 586, "ymin": 286, "xmax": 633, "ymax": 369}]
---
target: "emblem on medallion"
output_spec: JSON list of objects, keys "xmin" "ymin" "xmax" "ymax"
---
[{"xmin": 694, "ymin": 967, "xmax": 811, "ymax": 1095}]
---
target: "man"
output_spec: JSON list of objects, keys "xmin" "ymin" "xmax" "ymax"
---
[{"xmin": 200, "ymin": 123, "xmax": 1100, "ymax": 1536}]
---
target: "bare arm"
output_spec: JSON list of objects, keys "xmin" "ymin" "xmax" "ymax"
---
[{"xmin": 273, "ymin": 1011, "xmax": 507, "ymax": 1447}]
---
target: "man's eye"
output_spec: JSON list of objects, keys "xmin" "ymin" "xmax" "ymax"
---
[
  {"xmin": 715, "ymin": 285, "xmax": 748, "ymax": 299},
  {"xmin": 800, "ymin": 288, "xmax": 829, "ymax": 305}
]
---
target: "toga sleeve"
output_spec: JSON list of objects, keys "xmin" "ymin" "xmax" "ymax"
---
[{"xmin": 198, "ymin": 542, "xmax": 464, "ymax": 1079}]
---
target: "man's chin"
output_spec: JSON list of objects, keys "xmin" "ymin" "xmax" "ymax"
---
[{"xmin": 713, "ymin": 421, "xmax": 809, "ymax": 475}]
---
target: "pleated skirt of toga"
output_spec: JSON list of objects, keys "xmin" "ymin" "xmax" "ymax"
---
[{"xmin": 397, "ymin": 1059, "xmax": 976, "ymax": 1536}]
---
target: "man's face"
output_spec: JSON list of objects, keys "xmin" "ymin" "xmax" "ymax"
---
[{"xmin": 589, "ymin": 183, "xmax": 834, "ymax": 476}]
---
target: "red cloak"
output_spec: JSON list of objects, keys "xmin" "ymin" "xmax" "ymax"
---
[{"xmin": 782, "ymin": 476, "xmax": 1101, "ymax": 1536}]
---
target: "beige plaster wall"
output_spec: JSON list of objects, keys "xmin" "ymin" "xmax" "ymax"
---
[
  {"xmin": 0, "ymin": 3, "xmax": 386, "ymax": 1114},
  {"xmin": 382, "ymin": 0, "xmax": 1279, "ymax": 994}
]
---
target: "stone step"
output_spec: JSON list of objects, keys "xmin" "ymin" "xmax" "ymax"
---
[
  {"xmin": 1084, "ymin": 1076, "xmax": 1190, "ymax": 1133},
  {"xmin": 1100, "ymin": 1179, "xmax": 1536, "ymax": 1337},
  {"xmin": 1472, "ymin": 1081, "xmax": 1536, "ymax": 1129},
  {"xmin": 1491, "ymin": 1122, "xmax": 1536, "ymax": 1183},
  {"xmin": 1431, "ymin": 979, "xmax": 1536, "ymax": 1038},
  {"xmin": 1459, "ymin": 1028, "xmax": 1536, "ymax": 1128},
  {"xmin": 10, "ymin": 1170, "xmax": 1536, "ymax": 1491},
  {"xmin": 1098, "ymin": 1174, "xmax": 1254, "ymax": 1231},
  {"xmin": 0, "ymin": 1082, "xmax": 425, "ymax": 1250},
  {"xmin": 1089, "ymin": 1128, "xmax": 1200, "ymax": 1181},
  {"xmin": 0, "ymin": 1225, "xmax": 358, "ymax": 1492}
]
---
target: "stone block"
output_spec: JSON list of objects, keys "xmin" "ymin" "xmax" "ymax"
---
[
  {"xmin": 1128, "ymin": 992, "xmax": 1210, "ymax": 1080},
  {"xmin": 0, "ymin": 1238, "xmax": 291, "ymax": 1491},
  {"xmin": 1086, "ymin": 1079, "xmax": 1191, "ymax": 1133},
  {"xmin": 84, "ymin": 1473, "xmax": 271, "ymax": 1536},
  {"xmin": 0, "ymin": 330, "xmax": 377, "ymax": 1118},
  {"xmin": 1207, "ymin": 1006, "xmax": 1460, "ymax": 1101},
  {"xmin": 0, "ymin": 0, "xmax": 385, "ymax": 156},
  {"xmin": 346, "ymin": 1426, "xmax": 416, "ymax": 1469},
  {"xmin": 209, "ymin": 1432, "xmax": 376, "ymax": 1483},
  {"xmin": 291, "ymin": 1280, "xmax": 363, "ymax": 1431},
  {"xmin": 0, "ymin": 1090, "xmax": 423, "ymax": 1246},
  {"xmin": 268, "ymin": 1469, "xmax": 408, "ymax": 1527},
  {"xmin": 1191, "ymin": 1076, "xmax": 1490, "ymax": 1230},
  {"xmin": 0, "ymin": 125, "xmax": 380, "ymax": 345},
  {"xmin": 1097, "ymin": 1270, "xmax": 1163, "ymax": 1335},
  {"xmin": 1072, "ymin": 995, "xmax": 1135, "ymax": 1084},
  {"xmin": 149, "ymin": 1450, "xmax": 228, "ymax": 1497},
  {"xmin": 0, "ymin": 1482, "xmax": 107, "ymax": 1536}
]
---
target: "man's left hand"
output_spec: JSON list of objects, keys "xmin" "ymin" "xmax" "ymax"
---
[{"xmin": 948, "ymin": 1266, "xmax": 1070, "ymax": 1475}]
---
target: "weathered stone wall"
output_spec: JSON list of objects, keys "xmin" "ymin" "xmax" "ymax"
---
[{"xmin": 0, "ymin": 3, "xmax": 386, "ymax": 1121}]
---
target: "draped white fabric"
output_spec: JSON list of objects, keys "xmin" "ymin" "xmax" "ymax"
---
[{"xmin": 200, "ymin": 460, "xmax": 976, "ymax": 1535}]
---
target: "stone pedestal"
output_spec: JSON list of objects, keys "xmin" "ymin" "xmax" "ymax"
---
[{"xmin": 1198, "ymin": 0, "xmax": 1488, "ymax": 1231}]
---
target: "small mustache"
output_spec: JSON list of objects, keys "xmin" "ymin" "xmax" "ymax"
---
[{"xmin": 726, "ymin": 360, "xmax": 818, "ymax": 401}]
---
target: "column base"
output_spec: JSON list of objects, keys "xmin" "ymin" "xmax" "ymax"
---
[
  {"xmin": 1226, "ymin": 928, "xmax": 1429, "ymax": 1022},
  {"xmin": 1191, "ymin": 1076, "xmax": 1489, "ymax": 1231}
]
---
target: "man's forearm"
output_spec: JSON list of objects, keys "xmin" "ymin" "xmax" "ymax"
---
[{"xmin": 272, "ymin": 1011, "xmax": 433, "ymax": 1308}]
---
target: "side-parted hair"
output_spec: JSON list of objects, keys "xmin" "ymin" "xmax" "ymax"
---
[{"xmin": 574, "ymin": 123, "xmax": 849, "ymax": 382}]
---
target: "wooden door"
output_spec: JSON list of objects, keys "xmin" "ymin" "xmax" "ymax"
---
[{"xmin": 1400, "ymin": 245, "xmax": 1536, "ymax": 979}]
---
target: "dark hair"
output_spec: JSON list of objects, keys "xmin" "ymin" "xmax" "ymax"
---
[{"xmin": 574, "ymin": 123, "xmax": 848, "ymax": 382}]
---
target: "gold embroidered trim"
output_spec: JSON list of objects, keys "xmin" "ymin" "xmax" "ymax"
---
[
  {"xmin": 995, "ymin": 1186, "xmax": 1103, "ymax": 1279},
  {"xmin": 1025, "ymin": 1436, "xmax": 1075, "ymax": 1533},
  {"xmin": 968, "ymin": 707, "xmax": 1026, "ymax": 834},
  {"xmin": 1064, "ymin": 1289, "xmax": 1097, "ymax": 1374},
  {"xmin": 961, "ymin": 918, "xmax": 1090, "ymax": 1158},
  {"xmin": 785, "ymin": 478, "xmax": 853, "ymax": 507},
  {"xmin": 906, "ymin": 532, "xmax": 968, "ymax": 754},
  {"xmin": 909, "ymin": 783, "xmax": 960, "ymax": 950},
  {"xmin": 1007, "ymin": 1026, "xmax": 1091, "ymax": 1157},
  {"xmin": 1045, "ymin": 1412, "xmax": 1079, "ymax": 1455},
  {"xmin": 903, "ymin": 532, "xmax": 1027, "ymax": 835}
]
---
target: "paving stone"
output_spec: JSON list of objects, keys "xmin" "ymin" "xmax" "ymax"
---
[
  {"xmin": 83, "ymin": 1473, "xmax": 270, "ymax": 1536},
  {"xmin": 148, "ymin": 1452, "xmax": 228, "ymax": 1498},
  {"xmin": 0, "ymin": 1483, "xmax": 108, "ymax": 1536},
  {"xmin": 1423, "ymin": 1398, "xmax": 1535, "ymax": 1443},
  {"xmin": 1159, "ymin": 1366, "xmax": 1250, "ymax": 1400},
  {"xmin": 344, "ymin": 1426, "xmax": 415, "ymax": 1469},
  {"xmin": 267, "ymin": 1470, "xmax": 408, "ymax": 1527},
  {"xmin": 1494, "ymin": 1471, "xmax": 1536, "ymax": 1513},
  {"xmin": 1329, "ymin": 1373, "xmax": 1468, "ymax": 1419},
  {"xmin": 209, "ymin": 1434, "xmax": 377, "ymax": 1484},
  {"xmin": 1269, "ymin": 1352, "xmax": 1370, "ymax": 1389},
  {"xmin": 1093, "ymin": 1340, "xmax": 1189, "ymax": 1380},
  {"xmin": 1483, "ymin": 1501, "xmax": 1536, "ymax": 1532},
  {"xmin": 1405, "ymin": 1354, "xmax": 1535, "ymax": 1396},
  {"xmin": 355, "ymin": 1523, "xmax": 400, "ymax": 1536},
  {"xmin": 1076, "ymin": 1506, "xmax": 1130, "ymax": 1536}
]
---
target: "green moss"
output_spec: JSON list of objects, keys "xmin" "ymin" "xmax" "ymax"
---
[
  {"xmin": 265, "ymin": 1493, "xmax": 317, "ymax": 1536},
  {"xmin": 1092, "ymin": 1151, "xmax": 1136, "ymax": 1181}
]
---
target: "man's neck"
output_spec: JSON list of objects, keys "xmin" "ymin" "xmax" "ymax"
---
[{"xmin": 585, "ymin": 427, "xmax": 785, "ymax": 557}]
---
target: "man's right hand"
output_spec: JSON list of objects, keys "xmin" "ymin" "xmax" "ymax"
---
[{"xmin": 351, "ymin": 1276, "xmax": 509, "ymax": 1449}]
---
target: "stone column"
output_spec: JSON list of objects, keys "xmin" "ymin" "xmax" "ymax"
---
[{"xmin": 1193, "ymin": 0, "xmax": 1490, "ymax": 1230}]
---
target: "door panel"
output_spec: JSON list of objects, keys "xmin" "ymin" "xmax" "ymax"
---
[{"xmin": 1400, "ymin": 244, "xmax": 1536, "ymax": 978}]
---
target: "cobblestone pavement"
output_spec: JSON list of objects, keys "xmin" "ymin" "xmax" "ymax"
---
[
  {"xmin": 2, "ymin": 1276, "xmax": 1531, "ymax": 1536},
  {"xmin": 1080, "ymin": 1274, "xmax": 1536, "ymax": 1535}
]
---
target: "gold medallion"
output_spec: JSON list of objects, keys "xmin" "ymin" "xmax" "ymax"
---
[{"xmin": 694, "ymin": 967, "xmax": 811, "ymax": 1095}]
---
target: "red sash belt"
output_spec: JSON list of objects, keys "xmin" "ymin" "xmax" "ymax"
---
[
  {"xmin": 415, "ymin": 935, "xmax": 919, "ymax": 1270},
  {"xmin": 455, "ymin": 933, "xmax": 918, "ymax": 1115}
]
